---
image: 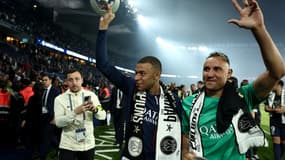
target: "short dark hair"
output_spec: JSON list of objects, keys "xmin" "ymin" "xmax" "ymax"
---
[
  {"xmin": 138, "ymin": 56, "xmax": 162, "ymax": 72},
  {"xmin": 197, "ymin": 80, "xmax": 204, "ymax": 85},
  {"xmin": 66, "ymin": 69, "xmax": 81, "ymax": 75},
  {"xmin": 42, "ymin": 73, "xmax": 53, "ymax": 80},
  {"xmin": 240, "ymin": 79, "xmax": 249, "ymax": 87},
  {"xmin": 207, "ymin": 52, "xmax": 230, "ymax": 65},
  {"xmin": 66, "ymin": 69, "xmax": 82, "ymax": 79}
]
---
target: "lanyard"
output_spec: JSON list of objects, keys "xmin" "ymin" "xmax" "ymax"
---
[{"xmin": 68, "ymin": 93, "xmax": 86, "ymax": 120}]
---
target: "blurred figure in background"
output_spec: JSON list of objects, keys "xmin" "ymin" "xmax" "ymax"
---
[
  {"xmin": 265, "ymin": 80, "xmax": 285, "ymax": 160},
  {"xmin": 192, "ymin": 80, "xmax": 204, "ymax": 94},
  {"xmin": 22, "ymin": 82, "xmax": 44, "ymax": 159},
  {"xmin": 99, "ymin": 80, "xmax": 111, "ymax": 125},
  {"xmin": 110, "ymin": 84, "xmax": 127, "ymax": 152},
  {"xmin": 189, "ymin": 83, "xmax": 197, "ymax": 95},
  {"xmin": 39, "ymin": 73, "xmax": 61, "ymax": 160}
]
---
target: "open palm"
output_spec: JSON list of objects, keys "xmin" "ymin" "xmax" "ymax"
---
[{"xmin": 228, "ymin": 0, "xmax": 264, "ymax": 30}]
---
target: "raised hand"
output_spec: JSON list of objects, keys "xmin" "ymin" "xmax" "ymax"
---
[
  {"xmin": 99, "ymin": 4, "xmax": 115, "ymax": 30},
  {"xmin": 228, "ymin": 0, "xmax": 264, "ymax": 30}
]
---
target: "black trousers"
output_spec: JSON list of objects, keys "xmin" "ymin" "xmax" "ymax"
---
[
  {"xmin": 40, "ymin": 115, "xmax": 58, "ymax": 160},
  {"xmin": 58, "ymin": 148, "xmax": 95, "ymax": 160}
]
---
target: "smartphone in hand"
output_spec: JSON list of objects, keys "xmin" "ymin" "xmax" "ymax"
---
[{"xmin": 84, "ymin": 96, "xmax": 91, "ymax": 103}]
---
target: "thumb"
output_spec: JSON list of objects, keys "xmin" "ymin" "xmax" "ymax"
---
[
  {"xmin": 227, "ymin": 19, "xmax": 240, "ymax": 26},
  {"xmin": 107, "ymin": 4, "xmax": 113, "ymax": 13}
]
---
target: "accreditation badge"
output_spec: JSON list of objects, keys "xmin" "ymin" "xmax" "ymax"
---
[{"xmin": 75, "ymin": 128, "xmax": 86, "ymax": 142}]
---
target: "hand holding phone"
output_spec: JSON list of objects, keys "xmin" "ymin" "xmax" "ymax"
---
[{"xmin": 74, "ymin": 96, "xmax": 92, "ymax": 114}]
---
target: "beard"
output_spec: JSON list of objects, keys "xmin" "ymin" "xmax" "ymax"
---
[{"xmin": 70, "ymin": 86, "xmax": 81, "ymax": 92}]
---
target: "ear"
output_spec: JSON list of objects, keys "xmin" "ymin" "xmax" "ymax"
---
[
  {"xmin": 227, "ymin": 68, "xmax": 233, "ymax": 78},
  {"xmin": 154, "ymin": 71, "xmax": 161, "ymax": 81}
]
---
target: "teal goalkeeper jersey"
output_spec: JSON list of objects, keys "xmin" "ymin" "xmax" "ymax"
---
[{"xmin": 182, "ymin": 83, "xmax": 263, "ymax": 160}]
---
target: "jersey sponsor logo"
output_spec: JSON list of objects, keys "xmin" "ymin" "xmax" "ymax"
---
[
  {"xmin": 128, "ymin": 136, "xmax": 143, "ymax": 157},
  {"xmin": 144, "ymin": 109, "xmax": 158, "ymax": 125},
  {"xmin": 199, "ymin": 125, "xmax": 233, "ymax": 139},
  {"xmin": 160, "ymin": 136, "xmax": 177, "ymax": 155}
]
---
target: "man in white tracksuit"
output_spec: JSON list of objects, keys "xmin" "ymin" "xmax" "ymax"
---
[{"xmin": 54, "ymin": 69, "xmax": 106, "ymax": 160}]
